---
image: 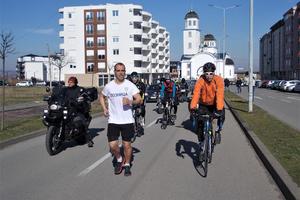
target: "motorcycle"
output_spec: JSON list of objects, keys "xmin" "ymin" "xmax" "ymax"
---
[
  {"xmin": 42, "ymin": 86, "xmax": 98, "ymax": 155},
  {"xmin": 178, "ymin": 86, "xmax": 188, "ymax": 102}
]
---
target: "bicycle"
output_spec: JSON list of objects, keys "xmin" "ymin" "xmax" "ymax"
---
[
  {"xmin": 193, "ymin": 111, "xmax": 217, "ymax": 177},
  {"xmin": 131, "ymin": 106, "xmax": 144, "ymax": 143},
  {"xmin": 161, "ymin": 98, "xmax": 175, "ymax": 129}
]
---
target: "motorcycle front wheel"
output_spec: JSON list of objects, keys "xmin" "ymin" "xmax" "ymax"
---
[{"xmin": 45, "ymin": 126, "xmax": 61, "ymax": 156}]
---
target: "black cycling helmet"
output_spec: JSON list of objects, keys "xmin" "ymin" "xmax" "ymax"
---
[
  {"xmin": 203, "ymin": 62, "xmax": 216, "ymax": 72},
  {"xmin": 131, "ymin": 71, "xmax": 139, "ymax": 78}
]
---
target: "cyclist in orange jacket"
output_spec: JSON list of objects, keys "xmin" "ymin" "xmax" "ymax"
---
[{"xmin": 189, "ymin": 62, "xmax": 225, "ymax": 144}]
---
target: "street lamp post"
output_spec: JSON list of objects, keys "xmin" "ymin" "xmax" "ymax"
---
[
  {"xmin": 248, "ymin": 0, "xmax": 254, "ymax": 112},
  {"xmin": 209, "ymin": 4, "xmax": 239, "ymax": 78}
]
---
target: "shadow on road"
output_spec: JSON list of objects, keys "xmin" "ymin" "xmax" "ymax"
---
[{"xmin": 175, "ymin": 139, "xmax": 208, "ymax": 177}]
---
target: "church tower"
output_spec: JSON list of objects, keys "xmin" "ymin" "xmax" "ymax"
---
[{"xmin": 183, "ymin": 10, "xmax": 200, "ymax": 58}]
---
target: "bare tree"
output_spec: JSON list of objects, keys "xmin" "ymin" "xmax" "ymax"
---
[
  {"xmin": 50, "ymin": 53, "xmax": 72, "ymax": 82},
  {"xmin": 0, "ymin": 31, "xmax": 15, "ymax": 131}
]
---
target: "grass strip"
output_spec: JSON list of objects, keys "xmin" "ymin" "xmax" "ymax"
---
[{"xmin": 225, "ymin": 91, "xmax": 300, "ymax": 186}]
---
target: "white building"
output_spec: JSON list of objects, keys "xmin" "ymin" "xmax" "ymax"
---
[
  {"xmin": 181, "ymin": 10, "xmax": 235, "ymax": 80},
  {"xmin": 16, "ymin": 54, "xmax": 60, "ymax": 81},
  {"xmin": 58, "ymin": 3, "xmax": 170, "ymax": 86}
]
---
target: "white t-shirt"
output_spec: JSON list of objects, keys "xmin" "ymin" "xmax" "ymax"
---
[{"xmin": 102, "ymin": 79, "xmax": 140, "ymax": 124}]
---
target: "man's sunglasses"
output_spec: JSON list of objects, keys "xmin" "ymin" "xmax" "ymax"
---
[{"xmin": 204, "ymin": 72, "xmax": 214, "ymax": 76}]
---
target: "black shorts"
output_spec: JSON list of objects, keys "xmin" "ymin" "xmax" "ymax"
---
[{"xmin": 107, "ymin": 123, "xmax": 134, "ymax": 142}]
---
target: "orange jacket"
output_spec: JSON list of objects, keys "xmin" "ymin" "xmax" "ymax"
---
[{"xmin": 190, "ymin": 75, "xmax": 224, "ymax": 111}]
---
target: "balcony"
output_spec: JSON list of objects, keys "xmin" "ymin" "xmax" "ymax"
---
[
  {"xmin": 59, "ymin": 18, "xmax": 64, "ymax": 25},
  {"xmin": 133, "ymin": 41, "xmax": 143, "ymax": 48},
  {"xmin": 59, "ymin": 31, "xmax": 64, "ymax": 38},
  {"xmin": 142, "ymin": 56, "xmax": 151, "ymax": 62},
  {"xmin": 142, "ymin": 45, "xmax": 151, "ymax": 51},
  {"xmin": 142, "ymin": 21, "xmax": 151, "ymax": 28}
]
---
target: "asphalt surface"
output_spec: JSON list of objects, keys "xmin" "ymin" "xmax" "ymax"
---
[
  {"xmin": 0, "ymin": 102, "xmax": 284, "ymax": 200},
  {"xmin": 230, "ymin": 86, "xmax": 300, "ymax": 131}
]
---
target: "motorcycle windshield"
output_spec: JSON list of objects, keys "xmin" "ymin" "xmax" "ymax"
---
[{"xmin": 50, "ymin": 86, "xmax": 66, "ymax": 106}]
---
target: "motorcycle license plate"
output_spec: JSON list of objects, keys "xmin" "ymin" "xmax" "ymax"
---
[{"xmin": 181, "ymin": 89, "xmax": 186, "ymax": 92}]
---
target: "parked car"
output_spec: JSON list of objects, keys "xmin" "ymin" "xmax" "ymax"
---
[
  {"xmin": 0, "ymin": 80, "xmax": 8, "ymax": 86},
  {"xmin": 16, "ymin": 81, "xmax": 33, "ymax": 87},
  {"xmin": 259, "ymin": 80, "xmax": 269, "ymax": 88},
  {"xmin": 282, "ymin": 80, "xmax": 300, "ymax": 91},
  {"xmin": 145, "ymin": 84, "xmax": 161, "ymax": 102},
  {"xmin": 293, "ymin": 82, "xmax": 300, "ymax": 93}
]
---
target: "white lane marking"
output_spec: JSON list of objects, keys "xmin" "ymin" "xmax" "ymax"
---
[
  {"xmin": 78, "ymin": 153, "xmax": 112, "ymax": 176},
  {"xmin": 146, "ymin": 117, "xmax": 160, "ymax": 128},
  {"xmin": 79, "ymin": 118, "xmax": 159, "ymax": 176},
  {"xmin": 287, "ymin": 96, "xmax": 300, "ymax": 101},
  {"xmin": 254, "ymin": 96, "xmax": 262, "ymax": 100},
  {"xmin": 280, "ymin": 99, "xmax": 291, "ymax": 103}
]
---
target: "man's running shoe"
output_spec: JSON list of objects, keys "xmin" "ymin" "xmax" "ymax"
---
[
  {"xmin": 124, "ymin": 165, "xmax": 132, "ymax": 176},
  {"xmin": 114, "ymin": 158, "xmax": 125, "ymax": 175}
]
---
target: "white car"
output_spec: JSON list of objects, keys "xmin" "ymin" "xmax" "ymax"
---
[
  {"xmin": 282, "ymin": 80, "xmax": 300, "ymax": 91},
  {"xmin": 16, "ymin": 81, "xmax": 33, "ymax": 87}
]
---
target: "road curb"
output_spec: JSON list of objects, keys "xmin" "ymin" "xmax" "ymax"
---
[
  {"xmin": 0, "ymin": 112, "xmax": 103, "ymax": 150},
  {"xmin": 225, "ymin": 99, "xmax": 300, "ymax": 200}
]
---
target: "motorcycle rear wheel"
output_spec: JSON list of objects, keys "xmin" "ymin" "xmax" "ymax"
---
[{"xmin": 46, "ymin": 126, "xmax": 61, "ymax": 156}]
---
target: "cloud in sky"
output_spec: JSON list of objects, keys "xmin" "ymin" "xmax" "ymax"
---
[{"xmin": 27, "ymin": 28, "xmax": 55, "ymax": 35}]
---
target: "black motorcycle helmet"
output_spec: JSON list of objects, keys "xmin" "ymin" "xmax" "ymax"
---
[
  {"xmin": 181, "ymin": 78, "xmax": 186, "ymax": 84},
  {"xmin": 131, "ymin": 71, "xmax": 139, "ymax": 78},
  {"xmin": 203, "ymin": 62, "xmax": 216, "ymax": 72}
]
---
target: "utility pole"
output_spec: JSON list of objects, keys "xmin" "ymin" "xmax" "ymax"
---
[
  {"xmin": 47, "ymin": 44, "xmax": 52, "ymax": 89},
  {"xmin": 248, "ymin": 0, "xmax": 254, "ymax": 112},
  {"xmin": 1, "ymin": 57, "xmax": 5, "ymax": 130}
]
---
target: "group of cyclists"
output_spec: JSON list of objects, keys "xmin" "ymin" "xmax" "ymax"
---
[{"xmin": 99, "ymin": 62, "xmax": 225, "ymax": 176}]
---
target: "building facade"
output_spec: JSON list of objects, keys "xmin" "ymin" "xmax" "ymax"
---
[
  {"xmin": 181, "ymin": 10, "xmax": 235, "ymax": 80},
  {"xmin": 58, "ymin": 3, "xmax": 170, "ymax": 86},
  {"xmin": 260, "ymin": 2, "xmax": 300, "ymax": 80}
]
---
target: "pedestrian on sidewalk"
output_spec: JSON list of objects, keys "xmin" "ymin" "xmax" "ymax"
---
[
  {"xmin": 224, "ymin": 78, "xmax": 230, "ymax": 91},
  {"xmin": 236, "ymin": 77, "xmax": 242, "ymax": 93},
  {"xmin": 99, "ymin": 62, "xmax": 142, "ymax": 176}
]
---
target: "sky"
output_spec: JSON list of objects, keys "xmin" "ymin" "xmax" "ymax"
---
[{"xmin": 1, "ymin": 0, "xmax": 299, "ymax": 72}]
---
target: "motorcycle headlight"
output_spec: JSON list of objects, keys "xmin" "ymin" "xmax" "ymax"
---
[
  {"xmin": 43, "ymin": 109, "xmax": 48, "ymax": 113},
  {"xmin": 145, "ymin": 92, "xmax": 148, "ymax": 96},
  {"xmin": 63, "ymin": 110, "xmax": 68, "ymax": 115},
  {"xmin": 50, "ymin": 104, "xmax": 60, "ymax": 110}
]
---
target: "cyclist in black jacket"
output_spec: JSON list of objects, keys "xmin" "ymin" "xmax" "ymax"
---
[{"xmin": 129, "ymin": 72, "xmax": 146, "ymax": 126}]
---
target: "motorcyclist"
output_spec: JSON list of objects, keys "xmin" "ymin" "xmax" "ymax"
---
[
  {"xmin": 129, "ymin": 72, "xmax": 146, "ymax": 127},
  {"xmin": 64, "ymin": 76, "xmax": 94, "ymax": 147}
]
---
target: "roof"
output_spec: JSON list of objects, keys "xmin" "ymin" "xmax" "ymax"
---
[
  {"xmin": 184, "ymin": 10, "xmax": 199, "ymax": 19},
  {"xmin": 204, "ymin": 34, "xmax": 216, "ymax": 41}
]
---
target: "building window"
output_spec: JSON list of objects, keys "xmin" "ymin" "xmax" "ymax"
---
[
  {"xmin": 68, "ymin": 13, "xmax": 72, "ymax": 18},
  {"xmin": 87, "ymin": 63, "xmax": 94, "ymax": 72},
  {"xmin": 86, "ymin": 11, "xmax": 93, "ymax": 21},
  {"xmin": 97, "ymin": 11, "xmax": 105, "ymax": 21},
  {"xmin": 97, "ymin": 24, "xmax": 105, "ymax": 34},
  {"xmin": 86, "ymin": 37, "xmax": 94, "ymax": 47},
  {"xmin": 188, "ymin": 20, "xmax": 191, "ymax": 26},
  {"xmin": 188, "ymin": 42, "xmax": 192, "ymax": 49},
  {"xmin": 112, "ymin": 10, "xmax": 119, "ymax": 16},
  {"xmin": 193, "ymin": 20, "xmax": 196, "ymax": 26},
  {"xmin": 97, "ymin": 37, "xmax": 105, "ymax": 46},
  {"xmin": 113, "ymin": 36, "xmax": 119, "ymax": 42},
  {"xmin": 188, "ymin": 31, "xmax": 192, "ymax": 37},
  {"xmin": 113, "ymin": 49, "xmax": 119, "ymax": 55},
  {"xmin": 98, "ymin": 49, "xmax": 105, "ymax": 60},
  {"xmin": 86, "ymin": 24, "xmax": 93, "ymax": 34}
]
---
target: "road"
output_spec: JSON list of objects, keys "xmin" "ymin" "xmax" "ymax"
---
[
  {"xmin": 0, "ymin": 103, "xmax": 283, "ymax": 200},
  {"xmin": 230, "ymin": 86, "xmax": 300, "ymax": 131}
]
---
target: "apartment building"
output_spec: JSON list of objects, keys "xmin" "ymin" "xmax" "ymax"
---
[
  {"xmin": 260, "ymin": 2, "xmax": 300, "ymax": 80},
  {"xmin": 59, "ymin": 3, "xmax": 170, "ymax": 87}
]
